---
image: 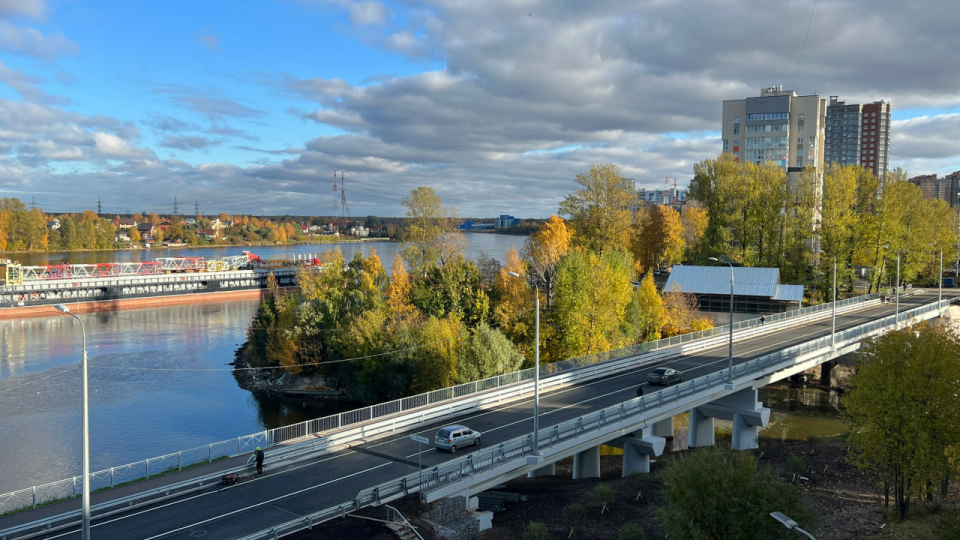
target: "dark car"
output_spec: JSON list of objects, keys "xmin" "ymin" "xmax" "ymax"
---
[{"xmin": 647, "ymin": 367, "xmax": 682, "ymax": 386}]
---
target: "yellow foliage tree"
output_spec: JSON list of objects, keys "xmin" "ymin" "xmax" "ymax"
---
[{"xmin": 523, "ymin": 215, "xmax": 572, "ymax": 308}]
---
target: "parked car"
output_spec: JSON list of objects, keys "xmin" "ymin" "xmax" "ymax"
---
[
  {"xmin": 647, "ymin": 367, "xmax": 682, "ymax": 386},
  {"xmin": 435, "ymin": 425, "xmax": 481, "ymax": 453}
]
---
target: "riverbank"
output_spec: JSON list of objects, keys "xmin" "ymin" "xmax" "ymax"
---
[
  {"xmin": 289, "ymin": 436, "xmax": 960, "ymax": 540},
  {"xmin": 0, "ymin": 236, "xmax": 394, "ymax": 257}
]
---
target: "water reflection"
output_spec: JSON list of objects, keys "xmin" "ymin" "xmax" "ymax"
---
[{"xmin": 0, "ymin": 234, "xmax": 524, "ymax": 494}]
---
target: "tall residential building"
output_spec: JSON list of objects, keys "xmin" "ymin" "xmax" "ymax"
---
[
  {"xmin": 824, "ymin": 96, "xmax": 891, "ymax": 180},
  {"xmin": 721, "ymin": 86, "xmax": 827, "ymax": 189}
]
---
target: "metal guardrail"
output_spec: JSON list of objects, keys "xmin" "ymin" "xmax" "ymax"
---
[
  {"xmin": 233, "ymin": 295, "xmax": 955, "ymax": 540},
  {"xmin": 0, "ymin": 289, "xmax": 894, "ymax": 515},
  {"xmin": 385, "ymin": 505, "xmax": 425, "ymax": 540}
]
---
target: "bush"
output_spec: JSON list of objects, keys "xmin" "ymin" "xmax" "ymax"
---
[
  {"xmin": 617, "ymin": 522, "xmax": 646, "ymax": 540},
  {"xmin": 936, "ymin": 507, "xmax": 960, "ymax": 540},
  {"xmin": 787, "ymin": 455, "xmax": 806, "ymax": 474},
  {"xmin": 562, "ymin": 502, "xmax": 586, "ymax": 526},
  {"xmin": 656, "ymin": 447, "xmax": 814, "ymax": 539},
  {"xmin": 522, "ymin": 521, "xmax": 549, "ymax": 540},
  {"xmin": 593, "ymin": 483, "xmax": 616, "ymax": 511},
  {"xmin": 627, "ymin": 471, "xmax": 654, "ymax": 492}
]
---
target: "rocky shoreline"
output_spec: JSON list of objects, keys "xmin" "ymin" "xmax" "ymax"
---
[{"xmin": 231, "ymin": 344, "xmax": 347, "ymax": 400}]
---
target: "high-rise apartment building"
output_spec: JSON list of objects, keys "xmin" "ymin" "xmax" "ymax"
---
[
  {"xmin": 721, "ymin": 86, "xmax": 827, "ymax": 189},
  {"xmin": 824, "ymin": 96, "xmax": 891, "ymax": 180},
  {"xmin": 909, "ymin": 172, "xmax": 960, "ymax": 207}
]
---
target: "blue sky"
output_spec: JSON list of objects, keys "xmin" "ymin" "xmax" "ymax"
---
[{"xmin": 2, "ymin": 0, "xmax": 960, "ymax": 217}]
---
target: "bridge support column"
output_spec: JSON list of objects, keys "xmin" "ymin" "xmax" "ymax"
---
[
  {"xmin": 621, "ymin": 427, "xmax": 666, "ymax": 475},
  {"xmin": 653, "ymin": 417, "xmax": 674, "ymax": 438},
  {"xmin": 572, "ymin": 446, "xmax": 601, "ymax": 479},
  {"xmin": 696, "ymin": 388, "xmax": 771, "ymax": 450},
  {"xmin": 688, "ymin": 407, "xmax": 715, "ymax": 448},
  {"xmin": 527, "ymin": 462, "xmax": 556, "ymax": 478}
]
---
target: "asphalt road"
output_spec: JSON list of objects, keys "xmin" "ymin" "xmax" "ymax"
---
[{"xmin": 13, "ymin": 290, "xmax": 946, "ymax": 539}]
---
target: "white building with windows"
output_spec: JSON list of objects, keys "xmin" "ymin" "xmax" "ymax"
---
[{"xmin": 721, "ymin": 86, "xmax": 826, "ymax": 190}]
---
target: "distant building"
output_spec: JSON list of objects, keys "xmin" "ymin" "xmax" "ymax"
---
[
  {"xmin": 909, "ymin": 171, "xmax": 960, "ymax": 207},
  {"xmin": 495, "ymin": 215, "xmax": 518, "ymax": 229},
  {"xmin": 114, "ymin": 217, "xmax": 137, "ymax": 229},
  {"xmin": 824, "ymin": 96, "xmax": 891, "ymax": 181},
  {"xmin": 722, "ymin": 86, "xmax": 827, "ymax": 189},
  {"xmin": 46, "ymin": 219, "xmax": 61, "ymax": 230},
  {"xmin": 638, "ymin": 187, "xmax": 685, "ymax": 207}
]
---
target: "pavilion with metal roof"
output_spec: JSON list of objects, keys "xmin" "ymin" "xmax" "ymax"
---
[{"xmin": 663, "ymin": 265, "xmax": 804, "ymax": 316}]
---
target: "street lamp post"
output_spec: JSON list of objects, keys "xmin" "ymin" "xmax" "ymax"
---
[
  {"xmin": 895, "ymin": 251, "xmax": 901, "ymax": 328},
  {"xmin": 507, "ymin": 272, "xmax": 540, "ymax": 454},
  {"xmin": 818, "ymin": 251, "xmax": 837, "ymax": 347},
  {"xmin": 55, "ymin": 304, "xmax": 90, "ymax": 540},
  {"xmin": 770, "ymin": 512, "xmax": 817, "ymax": 539},
  {"xmin": 708, "ymin": 257, "xmax": 734, "ymax": 386}
]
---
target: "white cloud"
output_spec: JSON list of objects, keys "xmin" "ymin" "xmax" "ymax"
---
[
  {"xmin": 0, "ymin": 0, "xmax": 45, "ymax": 20},
  {"xmin": 195, "ymin": 32, "xmax": 220, "ymax": 52},
  {"xmin": 0, "ymin": 22, "xmax": 77, "ymax": 59},
  {"xmin": 348, "ymin": 1, "xmax": 387, "ymax": 25}
]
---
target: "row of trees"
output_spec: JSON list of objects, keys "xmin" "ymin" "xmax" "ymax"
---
[
  {"xmin": 689, "ymin": 155, "xmax": 959, "ymax": 294},
  {"xmin": 0, "ymin": 198, "xmax": 381, "ymax": 252}
]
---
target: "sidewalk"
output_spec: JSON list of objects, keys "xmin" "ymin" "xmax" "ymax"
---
[{"xmin": 0, "ymin": 452, "xmax": 255, "ymax": 534}]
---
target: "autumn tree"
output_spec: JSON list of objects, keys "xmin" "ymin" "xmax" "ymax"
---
[
  {"xmin": 627, "ymin": 272, "xmax": 664, "ymax": 342},
  {"xmin": 631, "ymin": 204, "xmax": 684, "ymax": 271},
  {"xmin": 386, "ymin": 254, "xmax": 416, "ymax": 320},
  {"xmin": 400, "ymin": 186, "xmax": 466, "ymax": 271},
  {"xmin": 680, "ymin": 204, "xmax": 708, "ymax": 262},
  {"xmin": 552, "ymin": 249, "xmax": 634, "ymax": 359},
  {"xmin": 661, "ymin": 284, "xmax": 713, "ymax": 337},
  {"xmin": 492, "ymin": 248, "xmax": 537, "ymax": 360},
  {"xmin": 844, "ymin": 323, "xmax": 960, "ymax": 518},
  {"xmin": 522, "ymin": 215, "xmax": 572, "ymax": 308},
  {"xmin": 559, "ymin": 164, "xmax": 635, "ymax": 256}
]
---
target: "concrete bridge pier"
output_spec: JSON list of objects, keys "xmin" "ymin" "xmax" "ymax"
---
[
  {"xmin": 652, "ymin": 417, "xmax": 674, "ymax": 438},
  {"xmin": 572, "ymin": 446, "xmax": 601, "ymax": 479},
  {"xmin": 687, "ymin": 406, "xmax": 715, "ymax": 448},
  {"xmin": 617, "ymin": 427, "xmax": 666, "ymax": 475},
  {"xmin": 689, "ymin": 388, "xmax": 771, "ymax": 450},
  {"xmin": 527, "ymin": 462, "xmax": 556, "ymax": 478}
]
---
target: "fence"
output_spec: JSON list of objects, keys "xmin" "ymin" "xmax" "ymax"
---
[
  {"xmin": 233, "ymin": 295, "xmax": 954, "ymax": 540},
  {"xmin": 0, "ymin": 289, "xmax": 899, "ymax": 515}
]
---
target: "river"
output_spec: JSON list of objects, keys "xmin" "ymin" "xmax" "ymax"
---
[
  {"xmin": 0, "ymin": 234, "xmax": 849, "ymax": 495},
  {"xmin": 0, "ymin": 234, "xmax": 524, "ymax": 494}
]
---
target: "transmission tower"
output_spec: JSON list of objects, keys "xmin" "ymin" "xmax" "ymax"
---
[
  {"xmin": 173, "ymin": 197, "xmax": 179, "ymax": 215},
  {"xmin": 195, "ymin": 199, "xmax": 200, "ymax": 216},
  {"xmin": 332, "ymin": 170, "xmax": 350, "ymax": 229},
  {"xmin": 97, "ymin": 197, "xmax": 102, "ymax": 215}
]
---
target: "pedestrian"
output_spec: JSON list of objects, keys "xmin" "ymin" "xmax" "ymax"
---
[
  {"xmin": 636, "ymin": 384, "xmax": 644, "ymax": 397},
  {"xmin": 255, "ymin": 447, "xmax": 264, "ymax": 475},
  {"xmin": 880, "ymin": 294, "xmax": 885, "ymax": 303},
  {"xmin": 760, "ymin": 315, "xmax": 765, "ymax": 325}
]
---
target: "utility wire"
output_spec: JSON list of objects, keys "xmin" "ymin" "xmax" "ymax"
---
[{"xmin": 792, "ymin": 0, "xmax": 819, "ymax": 88}]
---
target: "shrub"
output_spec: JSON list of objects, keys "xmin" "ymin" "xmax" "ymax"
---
[
  {"xmin": 593, "ymin": 483, "xmax": 616, "ymax": 513},
  {"xmin": 617, "ymin": 522, "xmax": 646, "ymax": 540},
  {"xmin": 562, "ymin": 503, "xmax": 587, "ymax": 526},
  {"xmin": 522, "ymin": 521, "xmax": 549, "ymax": 540},
  {"xmin": 787, "ymin": 455, "xmax": 806, "ymax": 474}
]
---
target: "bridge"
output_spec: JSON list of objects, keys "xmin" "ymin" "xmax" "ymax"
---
[{"xmin": 0, "ymin": 289, "xmax": 953, "ymax": 539}]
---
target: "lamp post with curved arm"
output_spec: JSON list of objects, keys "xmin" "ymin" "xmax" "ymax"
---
[
  {"xmin": 55, "ymin": 304, "xmax": 90, "ymax": 540},
  {"xmin": 708, "ymin": 257, "xmax": 734, "ymax": 386},
  {"xmin": 507, "ymin": 272, "xmax": 540, "ymax": 454}
]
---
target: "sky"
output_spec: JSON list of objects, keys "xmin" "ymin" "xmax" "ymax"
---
[{"xmin": 2, "ymin": 0, "xmax": 960, "ymax": 218}]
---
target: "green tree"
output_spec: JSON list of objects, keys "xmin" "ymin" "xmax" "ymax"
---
[
  {"xmin": 552, "ymin": 249, "xmax": 634, "ymax": 359},
  {"xmin": 400, "ymin": 186, "xmax": 466, "ymax": 271},
  {"xmin": 410, "ymin": 259, "xmax": 490, "ymax": 327},
  {"xmin": 844, "ymin": 323, "xmax": 960, "ymax": 518},
  {"xmin": 656, "ymin": 447, "xmax": 813, "ymax": 539},
  {"xmin": 627, "ymin": 272, "xmax": 664, "ymax": 342},
  {"xmin": 458, "ymin": 323, "xmax": 524, "ymax": 382},
  {"xmin": 559, "ymin": 163, "xmax": 635, "ymax": 256}
]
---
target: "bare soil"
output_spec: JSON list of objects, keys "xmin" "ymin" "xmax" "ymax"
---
[{"xmin": 289, "ymin": 438, "xmax": 955, "ymax": 540}]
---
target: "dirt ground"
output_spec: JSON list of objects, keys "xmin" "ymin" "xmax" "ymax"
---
[{"xmin": 289, "ymin": 438, "xmax": 955, "ymax": 540}]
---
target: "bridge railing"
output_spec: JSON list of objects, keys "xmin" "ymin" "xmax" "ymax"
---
[
  {"xmin": 0, "ymin": 288, "xmax": 893, "ymax": 515},
  {"xmin": 233, "ymin": 295, "xmax": 955, "ymax": 540}
]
